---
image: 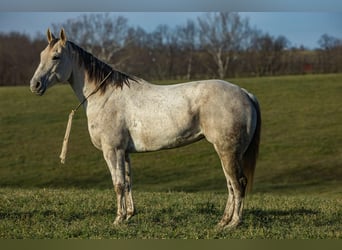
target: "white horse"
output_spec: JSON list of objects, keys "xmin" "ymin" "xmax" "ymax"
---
[{"xmin": 30, "ymin": 29, "xmax": 261, "ymax": 229}]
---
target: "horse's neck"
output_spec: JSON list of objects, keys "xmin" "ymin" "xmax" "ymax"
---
[
  {"xmin": 69, "ymin": 63, "xmax": 116, "ymax": 113},
  {"xmin": 68, "ymin": 64, "xmax": 91, "ymax": 110}
]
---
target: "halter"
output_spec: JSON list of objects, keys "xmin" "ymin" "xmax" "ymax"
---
[{"xmin": 59, "ymin": 70, "xmax": 113, "ymax": 164}]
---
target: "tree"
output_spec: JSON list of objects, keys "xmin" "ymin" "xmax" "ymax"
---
[
  {"xmin": 176, "ymin": 20, "xmax": 197, "ymax": 80},
  {"xmin": 52, "ymin": 13, "xmax": 130, "ymax": 67},
  {"xmin": 2, "ymin": 14, "xmax": 342, "ymax": 86},
  {"xmin": 248, "ymin": 32, "xmax": 289, "ymax": 76},
  {"xmin": 317, "ymin": 34, "xmax": 342, "ymax": 73},
  {"xmin": 0, "ymin": 32, "xmax": 45, "ymax": 86},
  {"xmin": 318, "ymin": 34, "xmax": 342, "ymax": 50},
  {"xmin": 148, "ymin": 24, "xmax": 180, "ymax": 79},
  {"xmin": 197, "ymin": 12, "xmax": 251, "ymax": 78}
]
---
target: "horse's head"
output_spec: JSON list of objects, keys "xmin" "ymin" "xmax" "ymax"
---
[{"xmin": 30, "ymin": 28, "xmax": 72, "ymax": 96}]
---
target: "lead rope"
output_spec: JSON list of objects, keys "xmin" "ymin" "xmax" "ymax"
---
[{"xmin": 59, "ymin": 70, "xmax": 113, "ymax": 164}]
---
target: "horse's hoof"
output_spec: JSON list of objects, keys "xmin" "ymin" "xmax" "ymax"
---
[
  {"xmin": 223, "ymin": 219, "xmax": 241, "ymax": 230},
  {"xmin": 126, "ymin": 212, "xmax": 135, "ymax": 221},
  {"xmin": 113, "ymin": 216, "xmax": 125, "ymax": 225},
  {"xmin": 216, "ymin": 220, "xmax": 227, "ymax": 229}
]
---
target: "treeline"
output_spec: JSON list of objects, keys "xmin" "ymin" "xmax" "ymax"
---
[{"xmin": 1, "ymin": 12, "xmax": 341, "ymax": 86}]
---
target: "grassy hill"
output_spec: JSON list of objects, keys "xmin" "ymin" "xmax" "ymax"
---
[
  {"xmin": 0, "ymin": 74, "xmax": 341, "ymax": 195},
  {"xmin": 1, "ymin": 74, "xmax": 341, "ymax": 239}
]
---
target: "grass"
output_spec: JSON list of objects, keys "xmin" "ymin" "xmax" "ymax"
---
[
  {"xmin": 0, "ymin": 188, "xmax": 340, "ymax": 239},
  {"xmin": 0, "ymin": 74, "xmax": 341, "ymax": 238}
]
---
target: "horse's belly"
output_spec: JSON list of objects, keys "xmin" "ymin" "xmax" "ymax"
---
[{"xmin": 128, "ymin": 125, "xmax": 203, "ymax": 152}]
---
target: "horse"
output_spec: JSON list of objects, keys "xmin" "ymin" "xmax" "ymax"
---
[{"xmin": 30, "ymin": 28, "xmax": 261, "ymax": 229}]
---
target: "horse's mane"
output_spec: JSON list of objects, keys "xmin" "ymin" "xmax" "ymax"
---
[{"xmin": 66, "ymin": 40, "xmax": 138, "ymax": 93}]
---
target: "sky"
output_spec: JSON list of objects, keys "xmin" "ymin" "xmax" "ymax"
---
[{"xmin": 1, "ymin": 12, "xmax": 342, "ymax": 49}]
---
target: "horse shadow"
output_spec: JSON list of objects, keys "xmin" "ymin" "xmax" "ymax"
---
[
  {"xmin": 243, "ymin": 207, "xmax": 319, "ymax": 228},
  {"xmin": 194, "ymin": 201, "xmax": 319, "ymax": 228}
]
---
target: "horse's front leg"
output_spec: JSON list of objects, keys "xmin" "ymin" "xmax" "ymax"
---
[
  {"xmin": 125, "ymin": 152, "xmax": 135, "ymax": 220},
  {"xmin": 103, "ymin": 146, "xmax": 126, "ymax": 225}
]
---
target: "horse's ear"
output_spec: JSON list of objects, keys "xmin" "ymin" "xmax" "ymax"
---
[
  {"xmin": 47, "ymin": 28, "xmax": 56, "ymax": 43},
  {"xmin": 60, "ymin": 28, "xmax": 67, "ymax": 46}
]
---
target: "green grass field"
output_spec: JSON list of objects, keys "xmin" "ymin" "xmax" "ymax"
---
[
  {"xmin": 0, "ymin": 189, "xmax": 341, "ymax": 239},
  {"xmin": 0, "ymin": 74, "xmax": 341, "ymax": 238}
]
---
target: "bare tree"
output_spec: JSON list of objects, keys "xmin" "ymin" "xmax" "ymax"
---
[
  {"xmin": 177, "ymin": 20, "xmax": 197, "ymax": 80},
  {"xmin": 52, "ymin": 13, "xmax": 129, "ymax": 67},
  {"xmin": 318, "ymin": 34, "xmax": 342, "ymax": 50},
  {"xmin": 197, "ymin": 12, "xmax": 251, "ymax": 78},
  {"xmin": 3, "ymin": 14, "xmax": 342, "ymax": 87},
  {"xmin": 248, "ymin": 32, "xmax": 289, "ymax": 76},
  {"xmin": 0, "ymin": 32, "xmax": 45, "ymax": 86},
  {"xmin": 318, "ymin": 34, "xmax": 342, "ymax": 73},
  {"xmin": 149, "ymin": 24, "xmax": 180, "ymax": 79}
]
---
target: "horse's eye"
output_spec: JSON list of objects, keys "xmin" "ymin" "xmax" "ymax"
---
[{"xmin": 52, "ymin": 55, "xmax": 60, "ymax": 60}]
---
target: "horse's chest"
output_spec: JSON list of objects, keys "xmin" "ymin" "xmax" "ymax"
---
[
  {"xmin": 87, "ymin": 120, "xmax": 103, "ymax": 150},
  {"xmin": 87, "ymin": 109, "xmax": 124, "ymax": 150}
]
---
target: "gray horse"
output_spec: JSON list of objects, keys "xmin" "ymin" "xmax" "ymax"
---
[{"xmin": 30, "ymin": 29, "xmax": 261, "ymax": 229}]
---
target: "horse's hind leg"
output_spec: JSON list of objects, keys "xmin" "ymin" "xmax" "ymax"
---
[
  {"xmin": 124, "ymin": 153, "xmax": 135, "ymax": 220},
  {"xmin": 216, "ymin": 147, "xmax": 247, "ymax": 228},
  {"xmin": 217, "ymin": 178, "xmax": 234, "ymax": 227}
]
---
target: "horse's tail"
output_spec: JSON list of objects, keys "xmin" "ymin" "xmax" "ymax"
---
[{"xmin": 242, "ymin": 90, "xmax": 261, "ymax": 193}]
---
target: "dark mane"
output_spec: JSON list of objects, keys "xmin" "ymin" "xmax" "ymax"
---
[{"xmin": 67, "ymin": 41, "xmax": 138, "ymax": 93}]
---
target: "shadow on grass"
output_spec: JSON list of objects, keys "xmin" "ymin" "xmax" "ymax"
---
[
  {"xmin": 0, "ymin": 208, "xmax": 115, "ymax": 223},
  {"xmin": 243, "ymin": 207, "xmax": 319, "ymax": 228}
]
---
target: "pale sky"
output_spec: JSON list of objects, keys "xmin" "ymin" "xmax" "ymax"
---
[{"xmin": 1, "ymin": 12, "xmax": 341, "ymax": 49}]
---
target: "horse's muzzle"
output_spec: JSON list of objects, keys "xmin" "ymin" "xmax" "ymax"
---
[{"xmin": 30, "ymin": 79, "xmax": 46, "ymax": 96}]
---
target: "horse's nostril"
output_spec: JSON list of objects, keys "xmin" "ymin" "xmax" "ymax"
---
[{"xmin": 35, "ymin": 81, "xmax": 41, "ymax": 89}]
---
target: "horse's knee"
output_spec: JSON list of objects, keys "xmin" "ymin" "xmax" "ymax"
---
[{"xmin": 114, "ymin": 183, "xmax": 125, "ymax": 194}]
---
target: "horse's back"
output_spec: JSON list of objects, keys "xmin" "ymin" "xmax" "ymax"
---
[
  {"xmin": 158, "ymin": 79, "xmax": 257, "ymax": 149},
  {"xmin": 138, "ymin": 78, "xmax": 255, "ymax": 131}
]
